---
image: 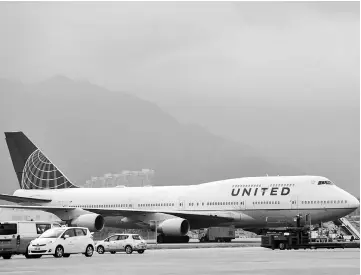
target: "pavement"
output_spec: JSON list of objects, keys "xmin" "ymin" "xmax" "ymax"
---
[
  {"xmin": 143, "ymin": 237, "xmax": 261, "ymax": 249},
  {"xmin": 1, "ymin": 247, "xmax": 359, "ymax": 275},
  {"xmin": 144, "ymin": 237, "xmax": 262, "ymax": 244}
]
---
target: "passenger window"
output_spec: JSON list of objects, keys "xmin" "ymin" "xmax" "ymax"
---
[
  {"xmin": 64, "ymin": 229, "xmax": 75, "ymax": 238},
  {"xmin": 75, "ymin": 228, "xmax": 86, "ymax": 236},
  {"xmin": 109, "ymin": 235, "xmax": 119, "ymax": 241}
]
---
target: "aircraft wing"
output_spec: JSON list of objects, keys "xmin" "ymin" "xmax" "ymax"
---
[
  {"xmin": 0, "ymin": 204, "xmax": 234, "ymax": 223},
  {"xmin": 87, "ymin": 208, "xmax": 235, "ymax": 223},
  {"xmin": 0, "ymin": 194, "xmax": 52, "ymax": 204}
]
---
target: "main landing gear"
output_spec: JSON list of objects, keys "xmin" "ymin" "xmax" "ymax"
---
[{"xmin": 156, "ymin": 234, "xmax": 190, "ymax": 243}]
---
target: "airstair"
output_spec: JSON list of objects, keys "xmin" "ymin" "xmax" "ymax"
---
[{"xmin": 334, "ymin": 217, "xmax": 360, "ymax": 240}]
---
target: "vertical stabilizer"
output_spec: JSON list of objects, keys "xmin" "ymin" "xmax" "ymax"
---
[{"xmin": 5, "ymin": 132, "xmax": 78, "ymax": 189}]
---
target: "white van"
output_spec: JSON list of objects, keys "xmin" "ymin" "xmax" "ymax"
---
[{"xmin": 0, "ymin": 221, "xmax": 61, "ymax": 259}]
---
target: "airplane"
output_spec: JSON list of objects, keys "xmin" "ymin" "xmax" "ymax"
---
[{"xmin": 0, "ymin": 131, "xmax": 359, "ymax": 243}]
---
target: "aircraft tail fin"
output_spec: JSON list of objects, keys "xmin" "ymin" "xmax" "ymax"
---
[{"xmin": 5, "ymin": 131, "xmax": 79, "ymax": 189}]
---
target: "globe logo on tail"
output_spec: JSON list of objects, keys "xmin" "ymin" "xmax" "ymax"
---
[{"xmin": 22, "ymin": 149, "xmax": 74, "ymax": 189}]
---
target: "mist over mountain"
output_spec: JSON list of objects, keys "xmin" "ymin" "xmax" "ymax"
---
[{"xmin": 0, "ymin": 77, "xmax": 301, "ymax": 194}]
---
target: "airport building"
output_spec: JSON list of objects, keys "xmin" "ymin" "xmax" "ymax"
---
[{"xmin": 83, "ymin": 169, "xmax": 155, "ymax": 188}]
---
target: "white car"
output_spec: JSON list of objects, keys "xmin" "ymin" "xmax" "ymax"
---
[
  {"xmin": 28, "ymin": 227, "xmax": 95, "ymax": 258},
  {"xmin": 96, "ymin": 234, "xmax": 147, "ymax": 254}
]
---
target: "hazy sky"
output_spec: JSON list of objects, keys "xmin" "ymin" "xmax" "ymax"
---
[{"xmin": 0, "ymin": 2, "xmax": 359, "ymax": 194}]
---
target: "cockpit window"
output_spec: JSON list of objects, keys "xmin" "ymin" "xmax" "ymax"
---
[{"xmin": 318, "ymin": 181, "xmax": 333, "ymax": 185}]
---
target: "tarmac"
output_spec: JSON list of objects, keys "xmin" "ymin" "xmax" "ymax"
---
[
  {"xmin": 1, "ymin": 246, "xmax": 359, "ymax": 275},
  {"xmin": 134, "ymin": 237, "xmax": 262, "ymax": 249}
]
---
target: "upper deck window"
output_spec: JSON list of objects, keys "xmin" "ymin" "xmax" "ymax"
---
[{"xmin": 318, "ymin": 180, "xmax": 333, "ymax": 185}]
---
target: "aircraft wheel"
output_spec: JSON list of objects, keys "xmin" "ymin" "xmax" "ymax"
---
[{"xmin": 157, "ymin": 235, "xmax": 164, "ymax": 243}]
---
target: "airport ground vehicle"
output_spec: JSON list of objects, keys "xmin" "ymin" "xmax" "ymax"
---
[
  {"xmin": 261, "ymin": 227, "xmax": 359, "ymax": 250},
  {"xmin": 96, "ymin": 234, "xmax": 147, "ymax": 254},
  {"xmin": 198, "ymin": 227, "xmax": 236, "ymax": 242},
  {"xmin": 27, "ymin": 227, "xmax": 94, "ymax": 258},
  {"xmin": 0, "ymin": 221, "xmax": 61, "ymax": 259},
  {"xmin": 261, "ymin": 214, "xmax": 360, "ymax": 250}
]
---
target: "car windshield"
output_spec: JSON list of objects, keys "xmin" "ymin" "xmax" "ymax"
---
[
  {"xmin": 132, "ymin": 235, "xmax": 142, "ymax": 240},
  {"xmin": 39, "ymin": 228, "xmax": 65, "ymax": 238}
]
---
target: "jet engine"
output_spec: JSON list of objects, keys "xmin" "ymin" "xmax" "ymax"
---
[
  {"xmin": 70, "ymin": 214, "xmax": 105, "ymax": 232},
  {"xmin": 157, "ymin": 218, "xmax": 190, "ymax": 236}
]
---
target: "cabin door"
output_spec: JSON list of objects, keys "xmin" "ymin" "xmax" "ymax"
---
[
  {"xmin": 239, "ymin": 200, "xmax": 246, "ymax": 211},
  {"xmin": 291, "ymin": 195, "xmax": 298, "ymax": 210},
  {"xmin": 178, "ymin": 197, "xmax": 186, "ymax": 210}
]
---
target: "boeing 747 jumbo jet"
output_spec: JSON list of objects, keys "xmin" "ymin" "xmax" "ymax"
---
[{"xmin": 0, "ymin": 132, "xmax": 359, "ymax": 243}]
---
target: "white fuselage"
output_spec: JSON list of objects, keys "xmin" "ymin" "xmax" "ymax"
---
[{"xmin": 13, "ymin": 175, "xmax": 359, "ymax": 230}]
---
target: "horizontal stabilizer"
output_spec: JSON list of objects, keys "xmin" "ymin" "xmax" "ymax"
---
[{"xmin": 0, "ymin": 194, "xmax": 52, "ymax": 204}]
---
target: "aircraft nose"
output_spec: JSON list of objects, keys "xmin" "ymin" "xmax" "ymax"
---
[{"xmin": 348, "ymin": 194, "xmax": 360, "ymax": 209}]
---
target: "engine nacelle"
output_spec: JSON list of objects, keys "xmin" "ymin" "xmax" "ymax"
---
[
  {"xmin": 70, "ymin": 214, "xmax": 105, "ymax": 232},
  {"xmin": 157, "ymin": 218, "xmax": 190, "ymax": 236}
]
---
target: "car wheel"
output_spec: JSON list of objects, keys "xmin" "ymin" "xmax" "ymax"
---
[
  {"xmin": 125, "ymin": 245, "xmax": 133, "ymax": 254},
  {"xmin": 279, "ymin": 242, "xmax": 286, "ymax": 250},
  {"xmin": 25, "ymin": 246, "xmax": 33, "ymax": 259},
  {"xmin": 54, "ymin": 246, "xmax": 64, "ymax": 258},
  {"xmin": 85, "ymin": 245, "xmax": 94, "ymax": 257},
  {"xmin": 110, "ymin": 251, "xmax": 116, "ymax": 254},
  {"xmin": 97, "ymin": 246, "xmax": 105, "ymax": 254},
  {"xmin": 200, "ymin": 237, "xmax": 205, "ymax": 242},
  {"xmin": 63, "ymin": 254, "xmax": 70, "ymax": 258},
  {"xmin": 137, "ymin": 250, "xmax": 144, "ymax": 254},
  {"xmin": 2, "ymin": 254, "xmax": 12, "ymax": 260}
]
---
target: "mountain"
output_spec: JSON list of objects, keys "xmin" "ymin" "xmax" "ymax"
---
[{"xmin": 0, "ymin": 77, "xmax": 300, "ymax": 194}]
